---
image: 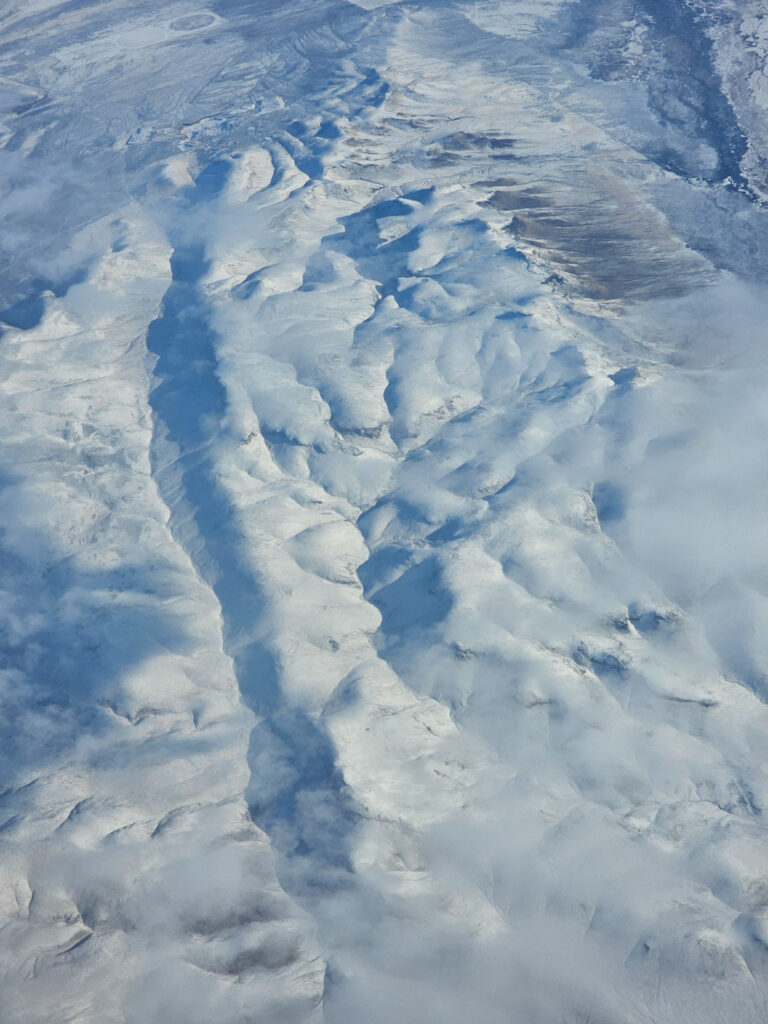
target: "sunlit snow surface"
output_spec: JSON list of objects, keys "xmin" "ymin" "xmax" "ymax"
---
[{"xmin": 1, "ymin": 1, "xmax": 768, "ymax": 1021}]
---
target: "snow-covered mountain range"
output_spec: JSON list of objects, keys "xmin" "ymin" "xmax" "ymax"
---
[{"xmin": 1, "ymin": 2, "xmax": 767, "ymax": 1021}]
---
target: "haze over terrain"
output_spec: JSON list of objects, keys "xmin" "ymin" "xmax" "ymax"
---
[{"xmin": 0, "ymin": 1, "xmax": 767, "ymax": 1021}]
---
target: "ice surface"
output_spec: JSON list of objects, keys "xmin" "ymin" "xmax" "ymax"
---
[{"xmin": 0, "ymin": 1, "xmax": 767, "ymax": 1022}]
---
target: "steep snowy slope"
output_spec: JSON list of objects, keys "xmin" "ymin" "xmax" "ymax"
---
[{"xmin": 0, "ymin": 2, "xmax": 767, "ymax": 1022}]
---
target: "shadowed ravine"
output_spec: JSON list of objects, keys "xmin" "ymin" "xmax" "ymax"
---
[{"xmin": 146, "ymin": 159, "xmax": 359, "ymax": 880}]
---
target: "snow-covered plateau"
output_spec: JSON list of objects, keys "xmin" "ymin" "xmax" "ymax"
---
[{"xmin": 0, "ymin": 1, "xmax": 767, "ymax": 1021}]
